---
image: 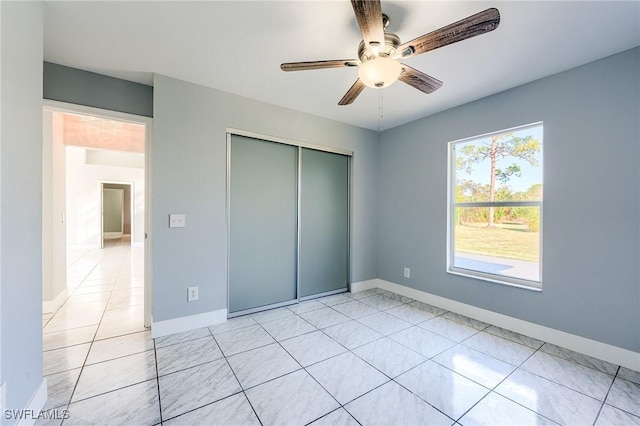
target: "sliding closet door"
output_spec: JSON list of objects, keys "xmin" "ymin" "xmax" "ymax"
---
[
  {"xmin": 229, "ymin": 135, "xmax": 298, "ymax": 313},
  {"xmin": 299, "ymin": 148, "xmax": 349, "ymax": 298}
]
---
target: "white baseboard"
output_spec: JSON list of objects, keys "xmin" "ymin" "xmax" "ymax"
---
[
  {"xmin": 377, "ymin": 279, "xmax": 640, "ymax": 371},
  {"xmin": 102, "ymin": 232, "xmax": 123, "ymax": 239},
  {"xmin": 7, "ymin": 378, "xmax": 48, "ymax": 426},
  {"xmin": 1, "ymin": 382, "xmax": 6, "ymax": 421},
  {"xmin": 151, "ymin": 309, "xmax": 227, "ymax": 338},
  {"xmin": 42, "ymin": 288, "xmax": 68, "ymax": 314},
  {"xmin": 350, "ymin": 279, "xmax": 378, "ymax": 293}
]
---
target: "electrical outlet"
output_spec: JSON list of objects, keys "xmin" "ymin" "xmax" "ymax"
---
[
  {"xmin": 187, "ymin": 286, "xmax": 199, "ymax": 301},
  {"xmin": 403, "ymin": 267, "xmax": 411, "ymax": 278}
]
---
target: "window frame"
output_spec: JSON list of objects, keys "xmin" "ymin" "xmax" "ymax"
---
[{"xmin": 446, "ymin": 122, "xmax": 543, "ymax": 291}]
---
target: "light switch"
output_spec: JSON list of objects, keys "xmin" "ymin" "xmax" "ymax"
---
[{"xmin": 169, "ymin": 214, "xmax": 186, "ymax": 228}]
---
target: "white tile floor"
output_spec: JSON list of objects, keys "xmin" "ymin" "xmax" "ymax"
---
[{"xmin": 40, "ymin": 243, "xmax": 640, "ymax": 425}]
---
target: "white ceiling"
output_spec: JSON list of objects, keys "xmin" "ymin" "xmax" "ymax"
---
[{"xmin": 44, "ymin": 1, "xmax": 640, "ymax": 131}]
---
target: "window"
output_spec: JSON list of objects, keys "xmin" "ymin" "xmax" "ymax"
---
[{"xmin": 447, "ymin": 123, "xmax": 543, "ymax": 289}]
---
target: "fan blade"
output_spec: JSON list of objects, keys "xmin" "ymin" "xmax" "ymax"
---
[
  {"xmin": 399, "ymin": 64, "xmax": 443, "ymax": 94},
  {"xmin": 281, "ymin": 60, "xmax": 359, "ymax": 72},
  {"xmin": 339, "ymin": 79, "xmax": 366, "ymax": 105},
  {"xmin": 351, "ymin": 0, "xmax": 385, "ymax": 54},
  {"xmin": 398, "ymin": 8, "xmax": 500, "ymax": 59}
]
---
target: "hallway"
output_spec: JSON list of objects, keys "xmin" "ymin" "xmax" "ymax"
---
[{"xmin": 41, "ymin": 242, "xmax": 150, "ymax": 424}]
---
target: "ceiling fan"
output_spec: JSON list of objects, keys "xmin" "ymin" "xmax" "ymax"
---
[{"xmin": 281, "ymin": 1, "xmax": 500, "ymax": 105}]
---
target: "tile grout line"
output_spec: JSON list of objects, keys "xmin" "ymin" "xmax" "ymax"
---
[
  {"xmin": 255, "ymin": 310, "xmax": 366, "ymax": 425},
  {"xmin": 58, "ymin": 267, "xmax": 116, "ymax": 425},
  {"xmin": 592, "ymin": 365, "xmax": 620, "ymax": 426},
  {"xmin": 251, "ymin": 302, "xmax": 379, "ymax": 416},
  {"xmin": 223, "ymin": 291, "xmax": 629, "ymax": 424},
  {"xmin": 393, "ymin": 320, "xmax": 544, "ymax": 423},
  {"xmin": 537, "ymin": 343, "xmax": 620, "ymax": 376},
  {"xmin": 319, "ymin": 293, "xmax": 442, "ymax": 352},
  {"xmin": 455, "ymin": 342, "xmax": 561, "ymax": 425},
  {"xmin": 395, "ymin": 318, "xmax": 524, "ymax": 422},
  {"xmin": 256, "ymin": 296, "xmax": 452, "ymax": 423},
  {"xmin": 324, "ymin": 296, "xmax": 459, "ymax": 423},
  {"xmin": 302, "ymin": 407, "xmax": 363, "ymax": 426},
  {"xmin": 379, "ymin": 321, "xmax": 480, "ymax": 425},
  {"xmin": 152, "ymin": 339, "xmax": 164, "ymax": 425},
  {"xmin": 265, "ymin": 328, "xmax": 340, "ymax": 417},
  {"xmin": 207, "ymin": 328, "xmax": 264, "ymax": 426},
  {"xmin": 120, "ymin": 287, "xmax": 635, "ymax": 425},
  {"xmin": 42, "ymin": 252, "xmax": 106, "ymax": 331},
  {"xmin": 150, "ymin": 329, "xmax": 247, "ymax": 424},
  {"xmin": 515, "ymin": 348, "xmax": 619, "ymax": 404},
  {"xmin": 46, "ymin": 244, "xmax": 146, "ymax": 424}
]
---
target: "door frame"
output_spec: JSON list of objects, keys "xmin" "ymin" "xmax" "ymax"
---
[
  {"xmin": 42, "ymin": 99, "xmax": 153, "ymax": 327},
  {"xmin": 226, "ymin": 128, "xmax": 353, "ymax": 317}
]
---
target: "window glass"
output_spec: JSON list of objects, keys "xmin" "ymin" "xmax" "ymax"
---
[{"xmin": 448, "ymin": 123, "xmax": 543, "ymax": 288}]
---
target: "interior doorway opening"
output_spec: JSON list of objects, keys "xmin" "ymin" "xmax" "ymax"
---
[{"xmin": 42, "ymin": 100, "xmax": 152, "ymax": 329}]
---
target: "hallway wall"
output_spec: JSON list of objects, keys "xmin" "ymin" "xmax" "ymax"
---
[{"xmin": 66, "ymin": 146, "xmax": 144, "ymax": 249}]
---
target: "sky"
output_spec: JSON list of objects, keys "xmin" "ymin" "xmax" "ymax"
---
[{"xmin": 453, "ymin": 123, "xmax": 543, "ymax": 193}]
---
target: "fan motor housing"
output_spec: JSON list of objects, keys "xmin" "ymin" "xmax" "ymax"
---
[{"xmin": 358, "ymin": 32, "xmax": 400, "ymax": 62}]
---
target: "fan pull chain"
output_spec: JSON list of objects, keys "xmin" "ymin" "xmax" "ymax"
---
[{"xmin": 378, "ymin": 88, "xmax": 383, "ymax": 133}]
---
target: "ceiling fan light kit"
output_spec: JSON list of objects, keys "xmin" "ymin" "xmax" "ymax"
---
[
  {"xmin": 281, "ymin": 0, "xmax": 500, "ymax": 106},
  {"xmin": 357, "ymin": 29, "xmax": 402, "ymax": 88},
  {"xmin": 359, "ymin": 56, "xmax": 401, "ymax": 88}
]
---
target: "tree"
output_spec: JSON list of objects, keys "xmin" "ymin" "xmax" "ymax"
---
[{"xmin": 457, "ymin": 133, "xmax": 540, "ymax": 227}]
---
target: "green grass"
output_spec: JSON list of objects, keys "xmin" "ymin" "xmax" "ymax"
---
[{"xmin": 455, "ymin": 223, "xmax": 539, "ymax": 262}]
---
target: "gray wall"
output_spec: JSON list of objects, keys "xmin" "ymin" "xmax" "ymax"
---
[
  {"xmin": 43, "ymin": 62, "xmax": 153, "ymax": 118},
  {"xmin": 378, "ymin": 47, "xmax": 640, "ymax": 352},
  {"xmin": 1, "ymin": 1, "xmax": 44, "ymax": 411},
  {"xmin": 152, "ymin": 74, "xmax": 378, "ymax": 322}
]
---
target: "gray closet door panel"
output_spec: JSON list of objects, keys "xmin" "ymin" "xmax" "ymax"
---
[
  {"xmin": 229, "ymin": 136, "xmax": 298, "ymax": 313},
  {"xmin": 299, "ymin": 148, "xmax": 349, "ymax": 297}
]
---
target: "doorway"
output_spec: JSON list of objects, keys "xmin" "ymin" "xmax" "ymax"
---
[
  {"xmin": 42, "ymin": 100, "xmax": 152, "ymax": 327},
  {"xmin": 101, "ymin": 182, "xmax": 133, "ymax": 248}
]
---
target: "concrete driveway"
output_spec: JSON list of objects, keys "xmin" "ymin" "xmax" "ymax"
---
[{"xmin": 454, "ymin": 252, "xmax": 540, "ymax": 282}]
